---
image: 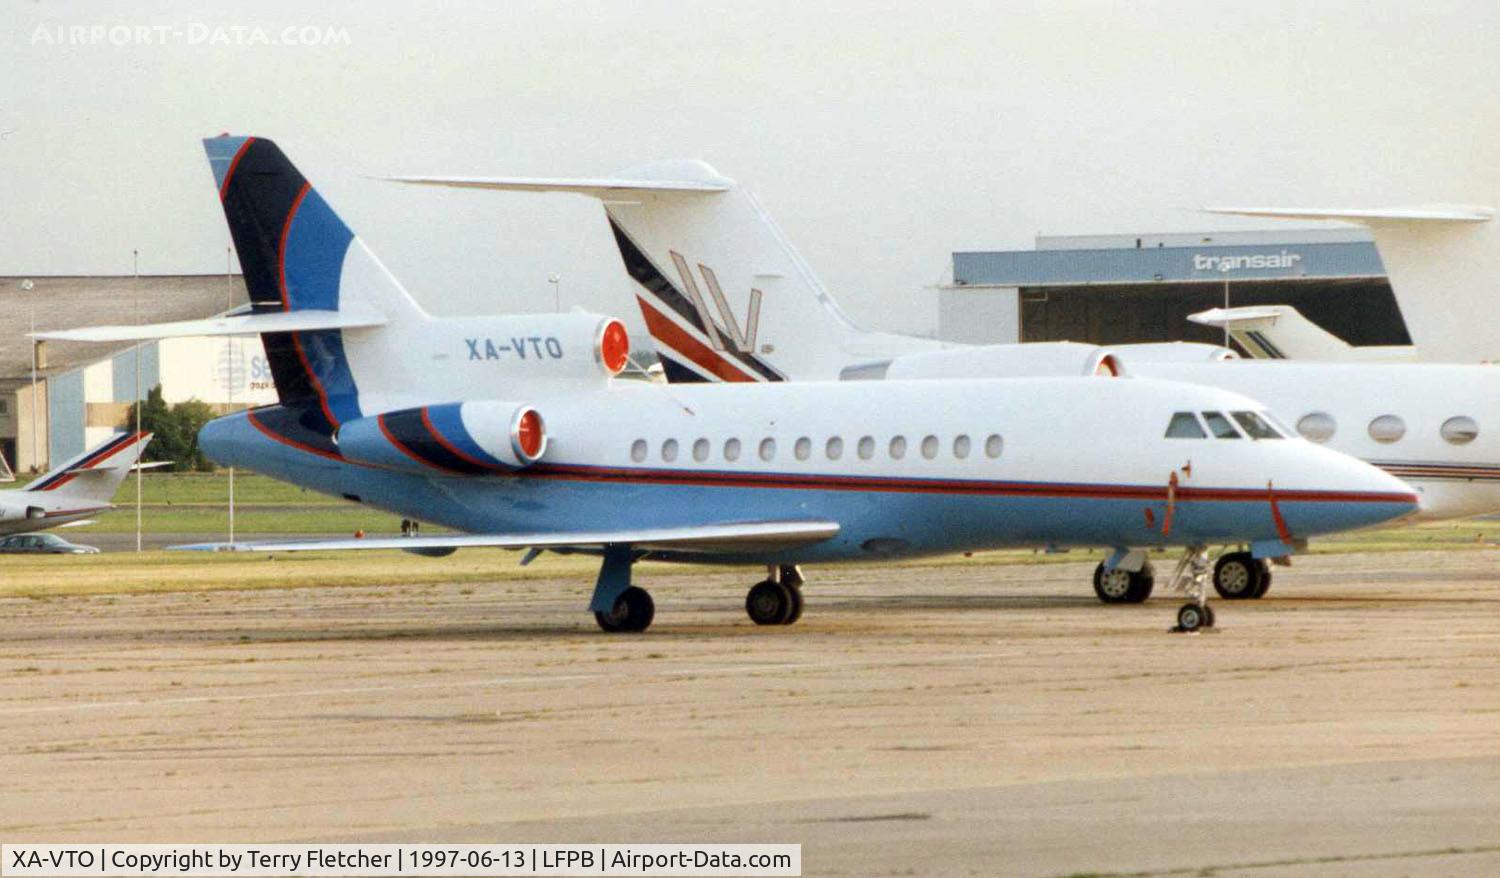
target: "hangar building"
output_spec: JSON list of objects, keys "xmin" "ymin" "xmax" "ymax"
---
[
  {"xmin": 0, "ymin": 275, "xmax": 271, "ymax": 476},
  {"xmin": 938, "ymin": 229, "xmax": 1410, "ymax": 351}
]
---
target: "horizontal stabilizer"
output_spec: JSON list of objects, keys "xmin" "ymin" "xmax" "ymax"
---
[
  {"xmin": 172, "ymin": 519, "xmax": 840, "ymax": 554},
  {"xmin": 388, "ymin": 174, "xmax": 730, "ymax": 198},
  {"xmin": 1187, "ymin": 306, "xmax": 1286, "ymax": 326},
  {"xmin": 1203, "ymin": 205, "xmax": 1494, "ymax": 223},
  {"xmin": 32, "ymin": 307, "xmax": 388, "ymax": 343}
]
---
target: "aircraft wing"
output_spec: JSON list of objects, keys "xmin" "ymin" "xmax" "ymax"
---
[
  {"xmin": 1203, "ymin": 205, "xmax": 1494, "ymax": 223},
  {"xmin": 172, "ymin": 519, "xmax": 840, "ymax": 554},
  {"xmin": 32, "ymin": 307, "xmax": 387, "ymax": 343}
]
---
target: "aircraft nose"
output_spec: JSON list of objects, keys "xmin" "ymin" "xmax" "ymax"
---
[{"xmin": 1293, "ymin": 446, "xmax": 1421, "ymax": 534}]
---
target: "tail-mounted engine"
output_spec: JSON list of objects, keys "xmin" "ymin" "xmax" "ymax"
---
[
  {"xmin": 454, "ymin": 312, "xmax": 630, "ymax": 383},
  {"xmin": 336, "ymin": 401, "xmax": 547, "ymax": 475}
]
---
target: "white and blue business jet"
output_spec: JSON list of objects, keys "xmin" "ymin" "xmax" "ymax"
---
[{"xmin": 41, "ymin": 137, "xmax": 1419, "ymax": 633}]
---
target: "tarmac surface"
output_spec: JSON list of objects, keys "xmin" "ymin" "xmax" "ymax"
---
[{"xmin": 2, "ymin": 549, "xmax": 1499, "ymax": 876}]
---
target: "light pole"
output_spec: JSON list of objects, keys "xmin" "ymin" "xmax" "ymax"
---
[
  {"xmin": 25, "ymin": 279, "xmax": 37, "ymax": 475},
  {"xmin": 134, "ymin": 249, "xmax": 142, "ymax": 553}
]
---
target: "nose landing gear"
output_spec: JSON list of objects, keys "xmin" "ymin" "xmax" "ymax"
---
[{"xmin": 1166, "ymin": 545, "xmax": 1218, "ymax": 633}]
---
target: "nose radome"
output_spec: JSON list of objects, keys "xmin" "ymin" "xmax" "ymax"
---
[{"xmin": 1308, "ymin": 444, "xmax": 1423, "ymax": 521}]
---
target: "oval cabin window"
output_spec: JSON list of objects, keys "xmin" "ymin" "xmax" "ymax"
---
[
  {"xmin": 1441, "ymin": 416, "xmax": 1479, "ymax": 445},
  {"xmin": 857, "ymin": 436, "xmax": 875, "ymax": 460},
  {"xmin": 888, "ymin": 436, "xmax": 907, "ymax": 460},
  {"xmin": 985, "ymin": 434, "xmax": 1003, "ymax": 458},
  {"xmin": 630, "ymin": 439, "xmax": 647, "ymax": 462},
  {"xmin": 921, "ymin": 435, "xmax": 939, "ymax": 459},
  {"xmin": 692, "ymin": 438, "xmax": 710, "ymax": 462},
  {"xmin": 826, "ymin": 436, "xmax": 844, "ymax": 460},
  {"xmin": 953, "ymin": 434, "xmax": 971, "ymax": 459},
  {"xmin": 794, "ymin": 437, "xmax": 812, "ymax": 460},
  {"xmin": 1368, "ymin": 415, "xmax": 1406, "ymax": 444},
  {"xmin": 661, "ymin": 439, "xmax": 679, "ymax": 462},
  {"xmin": 1296, "ymin": 412, "xmax": 1337, "ymax": 443},
  {"xmin": 724, "ymin": 438, "xmax": 742, "ymax": 461},
  {"xmin": 759, "ymin": 438, "xmax": 776, "ymax": 461}
]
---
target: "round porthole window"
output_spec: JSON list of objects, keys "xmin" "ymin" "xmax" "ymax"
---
[
  {"xmin": 1296, "ymin": 412, "xmax": 1337, "ymax": 443},
  {"xmin": 1368, "ymin": 414, "xmax": 1406, "ymax": 444},
  {"xmin": 1441, "ymin": 416, "xmax": 1479, "ymax": 445}
]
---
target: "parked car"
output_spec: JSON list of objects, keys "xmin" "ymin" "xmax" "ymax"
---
[{"xmin": 0, "ymin": 533, "xmax": 100, "ymax": 554}]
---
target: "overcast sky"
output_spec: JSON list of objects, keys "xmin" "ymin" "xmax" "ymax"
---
[{"xmin": 2, "ymin": 0, "xmax": 1497, "ymax": 337}]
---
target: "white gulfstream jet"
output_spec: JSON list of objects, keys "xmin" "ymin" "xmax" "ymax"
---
[
  {"xmin": 0, "ymin": 432, "xmax": 152, "ymax": 535},
  {"xmin": 42, "ymin": 137, "xmax": 1419, "ymax": 634}
]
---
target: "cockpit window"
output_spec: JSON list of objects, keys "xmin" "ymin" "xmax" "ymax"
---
[
  {"xmin": 1231, "ymin": 411, "xmax": 1284, "ymax": 439},
  {"xmin": 1201, "ymin": 411, "xmax": 1242, "ymax": 439},
  {"xmin": 1165, "ymin": 412, "xmax": 1207, "ymax": 439}
]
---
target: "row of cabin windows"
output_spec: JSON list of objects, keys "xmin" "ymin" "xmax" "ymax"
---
[
  {"xmin": 1167, "ymin": 409, "xmax": 1482, "ymax": 446},
  {"xmin": 630, "ymin": 434, "xmax": 1005, "ymax": 464},
  {"xmin": 1296, "ymin": 412, "xmax": 1479, "ymax": 446}
]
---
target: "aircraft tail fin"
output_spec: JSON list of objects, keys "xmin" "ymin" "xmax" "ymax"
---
[
  {"xmin": 23, "ymin": 431, "xmax": 152, "ymax": 502},
  {"xmin": 394, "ymin": 162, "xmax": 943, "ymax": 382},
  {"xmin": 1204, "ymin": 205, "xmax": 1496, "ymax": 362}
]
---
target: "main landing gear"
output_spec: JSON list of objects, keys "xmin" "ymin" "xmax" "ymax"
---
[
  {"xmin": 1212, "ymin": 551, "xmax": 1272, "ymax": 600},
  {"xmin": 588, "ymin": 549, "xmax": 807, "ymax": 633},
  {"xmin": 595, "ymin": 586, "xmax": 655, "ymax": 633},
  {"xmin": 1092, "ymin": 561, "xmax": 1155, "ymax": 604},
  {"xmin": 746, "ymin": 565, "xmax": 805, "ymax": 626}
]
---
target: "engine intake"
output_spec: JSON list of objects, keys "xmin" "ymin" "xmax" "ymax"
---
[{"xmin": 336, "ymin": 401, "xmax": 547, "ymax": 475}]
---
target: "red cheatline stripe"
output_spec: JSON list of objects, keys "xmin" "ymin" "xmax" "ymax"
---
[
  {"xmin": 636, "ymin": 296, "xmax": 757, "ymax": 383},
  {"xmin": 291, "ymin": 333, "xmax": 341, "ymax": 430},
  {"xmin": 378, "ymin": 414, "xmax": 465, "ymax": 475},
  {"xmin": 522, "ymin": 463, "xmax": 1420, "ymax": 505},
  {"xmin": 277, "ymin": 181, "xmax": 312, "ymax": 312},
  {"xmin": 218, "ymin": 136, "xmax": 256, "ymax": 202},
  {"xmin": 247, "ymin": 410, "xmax": 342, "ymax": 462},
  {"xmin": 418, "ymin": 408, "xmax": 504, "ymax": 471}
]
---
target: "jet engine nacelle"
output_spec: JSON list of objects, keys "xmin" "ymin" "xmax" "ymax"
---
[
  {"xmin": 336, "ymin": 401, "xmax": 547, "ymax": 475},
  {"xmin": 0, "ymin": 503, "xmax": 44, "ymax": 522},
  {"xmin": 857, "ymin": 341, "xmax": 1125, "ymax": 381},
  {"xmin": 453, "ymin": 312, "xmax": 631, "ymax": 382},
  {"xmin": 1110, "ymin": 342, "xmax": 1237, "ymax": 364}
]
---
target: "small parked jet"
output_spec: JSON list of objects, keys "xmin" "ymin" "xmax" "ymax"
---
[
  {"xmin": 0, "ymin": 432, "xmax": 152, "ymax": 535},
  {"xmin": 415, "ymin": 160, "xmax": 1500, "ymax": 605},
  {"xmin": 41, "ymin": 138, "xmax": 1419, "ymax": 632}
]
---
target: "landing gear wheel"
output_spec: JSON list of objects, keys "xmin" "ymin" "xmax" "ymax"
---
[
  {"xmin": 595, "ymin": 586, "xmax": 655, "ymax": 633},
  {"xmin": 1213, "ymin": 552, "xmax": 1263, "ymax": 600},
  {"xmin": 783, "ymin": 582, "xmax": 804, "ymax": 625},
  {"xmin": 1253, "ymin": 565, "xmax": 1272, "ymax": 598},
  {"xmin": 746, "ymin": 580, "xmax": 796, "ymax": 625},
  {"xmin": 1201, "ymin": 603, "xmax": 1216, "ymax": 628},
  {"xmin": 1093, "ymin": 562, "xmax": 1155, "ymax": 604},
  {"xmin": 1175, "ymin": 602, "xmax": 1208, "ymax": 632}
]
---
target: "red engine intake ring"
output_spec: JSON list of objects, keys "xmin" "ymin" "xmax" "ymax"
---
[
  {"xmin": 596, "ymin": 318, "xmax": 631, "ymax": 375},
  {"xmin": 511, "ymin": 407, "xmax": 547, "ymax": 462}
]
